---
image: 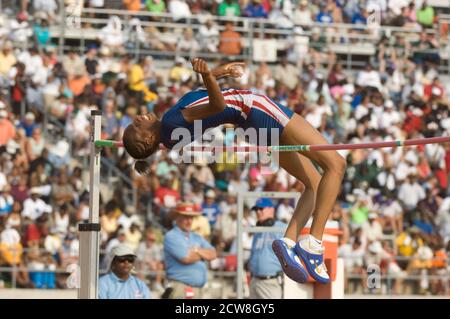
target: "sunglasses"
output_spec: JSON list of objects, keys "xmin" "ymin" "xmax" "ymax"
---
[{"xmin": 115, "ymin": 255, "xmax": 136, "ymax": 263}]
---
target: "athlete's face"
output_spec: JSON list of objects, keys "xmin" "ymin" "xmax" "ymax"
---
[
  {"xmin": 132, "ymin": 113, "xmax": 161, "ymax": 149},
  {"xmin": 133, "ymin": 114, "xmax": 158, "ymax": 132}
]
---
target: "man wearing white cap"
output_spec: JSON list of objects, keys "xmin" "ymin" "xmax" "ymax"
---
[
  {"xmin": 201, "ymin": 189, "xmax": 221, "ymax": 228},
  {"xmin": 22, "ymin": 188, "xmax": 52, "ymax": 221},
  {"xmin": 99, "ymin": 243, "xmax": 151, "ymax": 299}
]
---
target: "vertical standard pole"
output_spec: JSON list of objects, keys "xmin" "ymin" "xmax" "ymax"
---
[
  {"xmin": 58, "ymin": 0, "xmax": 66, "ymax": 58},
  {"xmin": 78, "ymin": 110, "xmax": 102, "ymax": 299},
  {"xmin": 236, "ymin": 192, "xmax": 244, "ymax": 299}
]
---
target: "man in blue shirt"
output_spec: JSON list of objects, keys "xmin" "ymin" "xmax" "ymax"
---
[
  {"xmin": 244, "ymin": 0, "xmax": 268, "ymax": 18},
  {"xmin": 316, "ymin": 4, "xmax": 333, "ymax": 24},
  {"xmin": 249, "ymin": 198, "xmax": 287, "ymax": 299},
  {"xmin": 164, "ymin": 202, "xmax": 217, "ymax": 299},
  {"xmin": 98, "ymin": 244, "xmax": 152, "ymax": 299},
  {"xmin": 201, "ymin": 189, "xmax": 221, "ymax": 228}
]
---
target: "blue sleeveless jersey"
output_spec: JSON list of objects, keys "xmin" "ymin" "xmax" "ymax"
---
[{"xmin": 160, "ymin": 88, "xmax": 294, "ymax": 149}]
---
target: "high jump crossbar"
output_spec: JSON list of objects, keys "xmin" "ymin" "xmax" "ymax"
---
[{"xmin": 94, "ymin": 136, "xmax": 450, "ymax": 152}]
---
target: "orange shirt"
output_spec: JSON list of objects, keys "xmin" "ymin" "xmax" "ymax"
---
[
  {"xmin": 68, "ymin": 76, "xmax": 91, "ymax": 97},
  {"xmin": 219, "ymin": 31, "xmax": 242, "ymax": 55},
  {"xmin": 0, "ymin": 118, "xmax": 16, "ymax": 146},
  {"xmin": 123, "ymin": 0, "xmax": 141, "ymax": 11}
]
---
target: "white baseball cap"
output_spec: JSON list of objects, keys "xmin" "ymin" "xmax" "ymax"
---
[
  {"xmin": 206, "ymin": 189, "xmax": 216, "ymax": 198},
  {"xmin": 25, "ymin": 112, "xmax": 35, "ymax": 121},
  {"xmin": 107, "ymin": 244, "xmax": 136, "ymax": 270}
]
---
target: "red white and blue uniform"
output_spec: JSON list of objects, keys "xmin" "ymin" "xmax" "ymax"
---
[{"xmin": 161, "ymin": 88, "xmax": 294, "ymax": 148}]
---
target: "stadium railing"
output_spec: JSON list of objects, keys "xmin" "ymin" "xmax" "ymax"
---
[{"xmin": 42, "ymin": 7, "xmax": 449, "ymax": 74}]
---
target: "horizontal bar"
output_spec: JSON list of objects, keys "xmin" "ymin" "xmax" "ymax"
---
[
  {"xmin": 94, "ymin": 140, "xmax": 124, "ymax": 148},
  {"xmin": 95, "ymin": 136, "xmax": 450, "ymax": 152}
]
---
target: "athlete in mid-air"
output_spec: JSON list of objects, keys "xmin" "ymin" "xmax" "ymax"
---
[{"xmin": 122, "ymin": 58, "xmax": 346, "ymax": 284}]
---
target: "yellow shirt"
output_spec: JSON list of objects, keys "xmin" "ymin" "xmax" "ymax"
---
[
  {"xmin": 191, "ymin": 215, "xmax": 211, "ymax": 239},
  {"xmin": 0, "ymin": 52, "xmax": 16, "ymax": 77},
  {"xmin": 396, "ymin": 232, "xmax": 423, "ymax": 257},
  {"xmin": 0, "ymin": 242, "xmax": 23, "ymax": 265},
  {"xmin": 128, "ymin": 64, "xmax": 145, "ymax": 91},
  {"xmin": 169, "ymin": 66, "xmax": 192, "ymax": 83}
]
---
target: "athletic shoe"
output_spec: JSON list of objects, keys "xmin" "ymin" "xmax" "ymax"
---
[
  {"xmin": 295, "ymin": 240, "xmax": 330, "ymax": 284},
  {"xmin": 272, "ymin": 238, "xmax": 308, "ymax": 284}
]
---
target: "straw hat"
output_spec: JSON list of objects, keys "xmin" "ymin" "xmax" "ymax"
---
[{"xmin": 168, "ymin": 202, "xmax": 201, "ymax": 221}]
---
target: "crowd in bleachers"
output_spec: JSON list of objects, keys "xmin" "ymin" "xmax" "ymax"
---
[{"xmin": 0, "ymin": 1, "xmax": 449, "ymax": 296}]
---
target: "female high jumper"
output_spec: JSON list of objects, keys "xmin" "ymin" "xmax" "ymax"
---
[{"xmin": 122, "ymin": 58, "xmax": 346, "ymax": 284}]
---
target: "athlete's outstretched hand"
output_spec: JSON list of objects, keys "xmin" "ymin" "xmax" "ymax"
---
[
  {"xmin": 211, "ymin": 62, "xmax": 246, "ymax": 79},
  {"xmin": 191, "ymin": 58, "xmax": 211, "ymax": 76}
]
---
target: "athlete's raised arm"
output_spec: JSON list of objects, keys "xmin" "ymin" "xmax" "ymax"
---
[{"xmin": 182, "ymin": 58, "xmax": 245, "ymax": 122}]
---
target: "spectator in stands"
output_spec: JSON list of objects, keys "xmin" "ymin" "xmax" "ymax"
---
[
  {"xmin": 316, "ymin": 2, "xmax": 333, "ymax": 23},
  {"xmin": 32, "ymin": 0, "xmax": 58, "ymax": 21},
  {"xmin": 244, "ymin": 0, "xmax": 268, "ymax": 18},
  {"xmin": 293, "ymin": 0, "xmax": 313, "ymax": 27},
  {"xmin": 416, "ymin": 1, "xmax": 434, "ymax": 29},
  {"xmin": 0, "ymin": 109, "xmax": 15, "ymax": 146},
  {"xmin": 169, "ymin": 57, "xmax": 193, "ymax": 84},
  {"xmin": 98, "ymin": 15, "xmax": 126, "ymax": 54},
  {"xmin": 218, "ymin": 0, "xmax": 241, "ymax": 18},
  {"xmin": 0, "ymin": 41, "xmax": 16, "ymax": 80},
  {"xmin": 398, "ymin": 173, "xmax": 426, "ymax": 212},
  {"xmin": 356, "ymin": 63, "xmax": 382, "ymax": 91},
  {"xmin": 136, "ymin": 227, "xmax": 165, "ymax": 292},
  {"xmin": 154, "ymin": 176, "xmax": 180, "ymax": 226},
  {"xmin": 177, "ymin": 28, "xmax": 200, "ymax": 53},
  {"xmin": 33, "ymin": 18, "xmax": 51, "ymax": 49},
  {"xmin": 168, "ymin": 0, "xmax": 192, "ymax": 22},
  {"xmin": 201, "ymin": 189, "xmax": 220, "ymax": 228},
  {"xmin": 84, "ymin": 46, "xmax": 99, "ymax": 76},
  {"xmin": 123, "ymin": 0, "xmax": 142, "ymax": 11},
  {"xmin": 128, "ymin": 56, "xmax": 157, "ymax": 104},
  {"xmin": 51, "ymin": 172, "xmax": 75, "ymax": 207},
  {"xmin": 22, "ymin": 187, "xmax": 52, "ymax": 221},
  {"xmin": 146, "ymin": 0, "xmax": 166, "ymax": 14},
  {"xmin": 99, "ymin": 244, "xmax": 152, "ymax": 299},
  {"xmin": 274, "ymin": 55, "xmax": 299, "ymax": 91},
  {"xmin": 62, "ymin": 50, "xmax": 85, "ymax": 80},
  {"xmin": 199, "ymin": 18, "xmax": 220, "ymax": 53},
  {"xmin": 9, "ymin": 12, "xmax": 33, "ymax": 45},
  {"xmin": 218, "ymin": 21, "xmax": 242, "ymax": 56},
  {"xmin": 163, "ymin": 202, "xmax": 216, "ymax": 299},
  {"xmin": 124, "ymin": 222, "xmax": 143, "ymax": 251},
  {"xmin": 19, "ymin": 112, "xmax": 37, "ymax": 138},
  {"xmin": 249, "ymin": 198, "xmax": 285, "ymax": 299},
  {"xmin": 0, "ymin": 185, "xmax": 14, "ymax": 217},
  {"xmin": 362, "ymin": 212, "xmax": 383, "ymax": 243}
]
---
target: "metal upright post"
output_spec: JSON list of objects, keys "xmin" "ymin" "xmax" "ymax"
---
[
  {"xmin": 58, "ymin": 0, "xmax": 66, "ymax": 58},
  {"xmin": 78, "ymin": 110, "xmax": 102, "ymax": 299}
]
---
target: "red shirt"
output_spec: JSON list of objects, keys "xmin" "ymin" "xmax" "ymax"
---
[
  {"xmin": 24, "ymin": 223, "xmax": 42, "ymax": 245},
  {"xmin": 154, "ymin": 187, "xmax": 180, "ymax": 208}
]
